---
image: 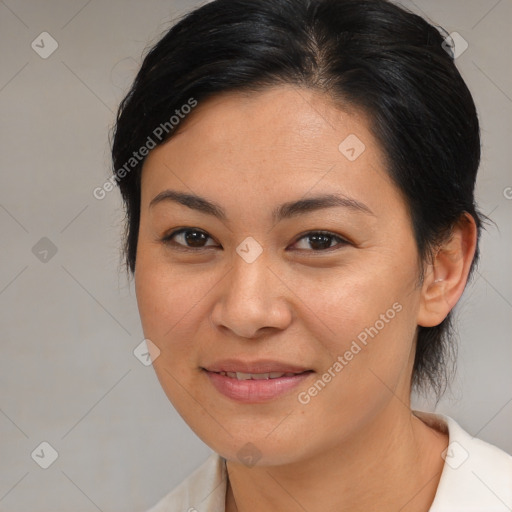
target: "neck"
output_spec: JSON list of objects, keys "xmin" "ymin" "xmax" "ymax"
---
[{"xmin": 225, "ymin": 403, "xmax": 448, "ymax": 512}]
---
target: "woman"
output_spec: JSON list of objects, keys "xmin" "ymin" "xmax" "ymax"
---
[{"xmin": 111, "ymin": 0, "xmax": 512, "ymax": 510}]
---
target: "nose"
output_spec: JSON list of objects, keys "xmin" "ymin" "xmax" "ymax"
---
[{"xmin": 209, "ymin": 249, "xmax": 293, "ymax": 339}]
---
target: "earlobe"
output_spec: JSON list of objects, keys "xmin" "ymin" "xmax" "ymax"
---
[{"xmin": 417, "ymin": 213, "xmax": 478, "ymax": 328}]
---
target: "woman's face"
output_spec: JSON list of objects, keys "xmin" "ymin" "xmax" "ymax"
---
[{"xmin": 135, "ymin": 86, "xmax": 425, "ymax": 465}]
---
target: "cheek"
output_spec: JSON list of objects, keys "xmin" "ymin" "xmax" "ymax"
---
[
  {"xmin": 134, "ymin": 248, "xmax": 211, "ymax": 348},
  {"xmin": 297, "ymin": 256, "xmax": 419, "ymax": 395},
  {"xmin": 295, "ymin": 280, "xmax": 416, "ymax": 440},
  {"xmin": 300, "ymin": 259, "xmax": 413, "ymax": 344},
  {"xmin": 134, "ymin": 250, "xmax": 215, "ymax": 412}
]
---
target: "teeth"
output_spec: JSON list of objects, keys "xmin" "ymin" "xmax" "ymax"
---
[
  {"xmin": 237, "ymin": 372, "xmax": 269, "ymax": 380},
  {"xmin": 247, "ymin": 373, "xmax": 270, "ymax": 380},
  {"xmin": 218, "ymin": 371, "xmax": 299, "ymax": 380}
]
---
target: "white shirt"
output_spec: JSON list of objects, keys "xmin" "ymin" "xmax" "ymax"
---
[{"xmin": 146, "ymin": 411, "xmax": 512, "ymax": 511}]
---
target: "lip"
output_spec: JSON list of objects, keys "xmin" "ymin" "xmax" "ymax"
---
[
  {"xmin": 201, "ymin": 359, "xmax": 314, "ymax": 403},
  {"xmin": 202, "ymin": 359, "xmax": 311, "ymax": 374}
]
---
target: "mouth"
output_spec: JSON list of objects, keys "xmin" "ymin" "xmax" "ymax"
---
[
  {"xmin": 213, "ymin": 370, "xmax": 309, "ymax": 380},
  {"xmin": 201, "ymin": 361, "xmax": 314, "ymax": 403}
]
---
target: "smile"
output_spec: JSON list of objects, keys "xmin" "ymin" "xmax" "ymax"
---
[
  {"xmin": 202, "ymin": 363, "xmax": 314, "ymax": 403},
  {"xmin": 216, "ymin": 371, "xmax": 303, "ymax": 380}
]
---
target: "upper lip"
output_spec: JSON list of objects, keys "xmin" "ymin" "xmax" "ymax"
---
[{"xmin": 202, "ymin": 359, "xmax": 312, "ymax": 374}]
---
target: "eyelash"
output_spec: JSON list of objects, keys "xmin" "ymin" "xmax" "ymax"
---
[{"xmin": 161, "ymin": 228, "xmax": 350, "ymax": 253}]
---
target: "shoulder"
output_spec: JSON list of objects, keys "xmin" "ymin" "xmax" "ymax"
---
[
  {"xmin": 144, "ymin": 452, "xmax": 227, "ymax": 512},
  {"xmin": 414, "ymin": 411, "xmax": 512, "ymax": 512}
]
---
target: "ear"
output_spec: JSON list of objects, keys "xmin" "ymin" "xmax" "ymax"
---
[{"xmin": 417, "ymin": 213, "xmax": 478, "ymax": 328}]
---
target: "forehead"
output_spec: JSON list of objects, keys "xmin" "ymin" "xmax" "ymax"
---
[
  {"xmin": 146, "ymin": 86, "xmax": 375, "ymax": 166},
  {"xmin": 140, "ymin": 86, "xmax": 404, "ymax": 221}
]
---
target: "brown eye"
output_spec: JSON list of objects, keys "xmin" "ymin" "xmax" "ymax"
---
[
  {"xmin": 291, "ymin": 231, "xmax": 349, "ymax": 252},
  {"xmin": 162, "ymin": 228, "xmax": 218, "ymax": 249}
]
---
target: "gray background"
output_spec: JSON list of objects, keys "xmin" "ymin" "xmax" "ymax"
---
[{"xmin": 0, "ymin": 0, "xmax": 510, "ymax": 510}]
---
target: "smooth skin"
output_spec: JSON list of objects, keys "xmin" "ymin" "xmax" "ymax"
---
[{"xmin": 135, "ymin": 86, "xmax": 477, "ymax": 512}]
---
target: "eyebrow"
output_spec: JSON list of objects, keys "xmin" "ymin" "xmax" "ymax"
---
[{"xmin": 149, "ymin": 189, "xmax": 374, "ymax": 222}]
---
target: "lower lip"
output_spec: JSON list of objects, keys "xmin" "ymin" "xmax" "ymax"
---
[{"xmin": 204, "ymin": 370, "xmax": 313, "ymax": 403}]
